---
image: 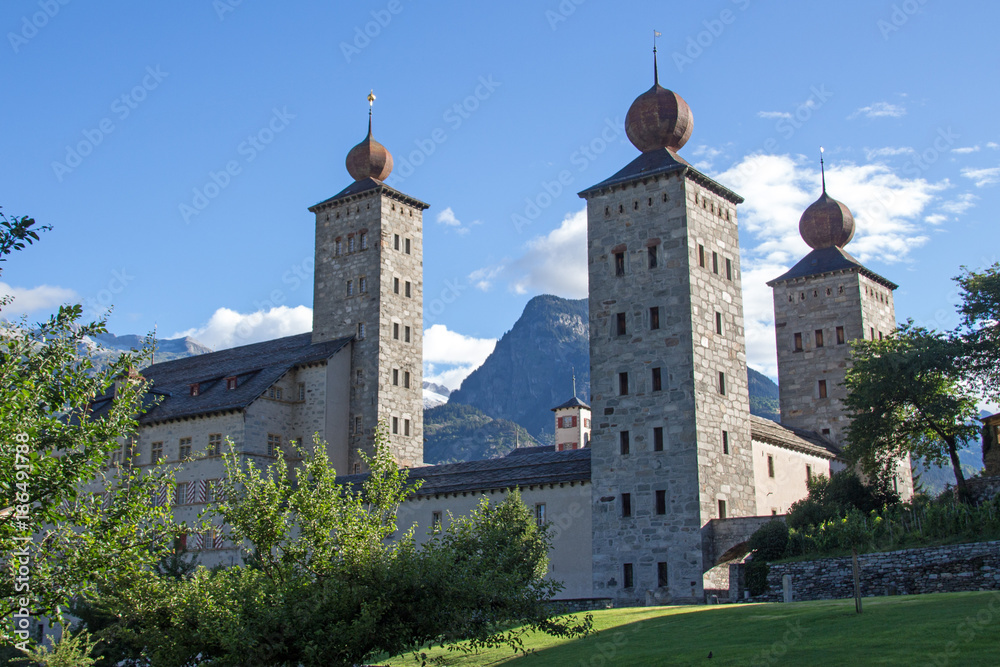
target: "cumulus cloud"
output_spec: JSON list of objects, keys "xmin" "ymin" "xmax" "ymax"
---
[
  {"xmin": 757, "ymin": 110, "xmax": 792, "ymax": 120},
  {"xmin": 864, "ymin": 146, "xmax": 915, "ymax": 160},
  {"xmin": 0, "ymin": 282, "xmax": 77, "ymax": 318},
  {"xmin": 423, "ymin": 323, "xmax": 496, "ymax": 390},
  {"xmin": 951, "ymin": 145, "xmax": 981, "ymax": 154},
  {"xmin": 988, "ymin": 142, "xmax": 1000, "ymax": 150},
  {"xmin": 173, "ymin": 305, "xmax": 312, "ymax": 350},
  {"xmin": 436, "ymin": 207, "xmax": 478, "ymax": 235},
  {"xmin": 714, "ymin": 153, "xmax": 946, "ymax": 377},
  {"xmin": 849, "ymin": 102, "xmax": 906, "ymax": 119},
  {"xmin": 939, "ymin": 193, "xmax": 978, "ymax": 216},
  {"xmin": 961, "ymin": 166, "xmax": 1000, "ymax": 188}
]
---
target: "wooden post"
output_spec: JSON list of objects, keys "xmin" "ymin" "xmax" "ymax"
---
[{"xmin": 852, "ymin": 547, "xmax": 863, "ymax": 614}]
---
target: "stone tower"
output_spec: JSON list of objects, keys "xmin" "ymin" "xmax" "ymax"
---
[
  {"xmin": 552, "ymin": 393, "xmax": 591, "ymax": 452},
  {"xmin": 309, "ymin": 97, "xmax": 427, "ymax": 471},
  {"xmin": 767, "ymin": 156, "xmax": 897, "ymax": 447},
  {"xmin": 579, "ymin": 57, "xmax": 755, "ymax": 605}
]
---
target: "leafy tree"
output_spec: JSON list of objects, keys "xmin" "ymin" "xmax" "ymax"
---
[
  {"xmin": 0, "ymin": 209, "xmax": 182, "ymax": 654},
  {"xmin": 955, "ymin": 262, "xmax": 1000, "ymax": 403},
  {"xmin": 786, "ymin": 471, "xmax": 898, "ymax": 531},
  {"xmin": 843, "ymin": 323, "xmax": 980, "ymax": 503},
  {"xmin": 85, "ymin": 428, "xmax": 591, "ymax": 666}
]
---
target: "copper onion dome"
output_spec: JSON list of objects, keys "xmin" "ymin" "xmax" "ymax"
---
[
  {"xmin": 625, "ymin": 49, "xmax": 693, "ymax": 153},
  {"xmin": 346, "ymin": 91, "xmax": 393, "ymax": 181},
  {"xmin": 799, "ymin": 151, "xmax": 855, "ymax": 249}
]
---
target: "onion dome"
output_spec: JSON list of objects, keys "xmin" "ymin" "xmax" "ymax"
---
[
  {"xmin": 799, "ymin": 152, "xmax": 855, "ymax": 249},
  {"xmin": 625, "ymin": 50, "xmax": 693, "ymax": 153},
  {"xmin": 345, "ymin": 91, "xmax": 393, "ymax": 181}
]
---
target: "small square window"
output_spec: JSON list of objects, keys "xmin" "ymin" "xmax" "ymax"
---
[
  {"xmin": 619, "ymin": 430, "xmax": 630, "ymax": 455},
  {"xmin": 226, "ymin": 376, "xmax": 238, "ymax": 390},
  {"xmin": 267, "ymin": 433, "xmax": 281, "ymax": 458},
  {"xmin": 151, "ymin": 441, "xmax": 164, "ymax": 463},
  {"xmin": 623, "ymin": 563, "xmax": 634, "ymax": 588},
  {"xmin": 651, "ymin": 367, "xmax": 662, "ymax": 392},
  {"xmin": 621, "ymin": 493, "xmax": 632, "ymax": 518},
  {"xmin": 653, "ymin": 426, "xmax": 664, "ymax": 452},
  {"xmin": 655, "ymin": 489, "xmax": 666, "ymax": 515},
  {"xmin": 207, "ymin": 434, "xmax": 222, "ymax": 457},
  {"xmin": 189, "ymin": 383, "xmax": 200, "ymax": 396},
  {"xmin": 650, "ymin": 306, "xmax": 660, "ymax": 330},
  {"xmin": 179, "ymin": 437, "xmax": 192, "ymax": 460}
]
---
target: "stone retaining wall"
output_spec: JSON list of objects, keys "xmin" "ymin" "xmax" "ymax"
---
[
  {"xmin": 733, "ymin": 540, "xmax": 1000, "ymax": 603},
  {"xmin": 967, "ymin": 476, "xmax": 1000, "ymax": 504},
  {"xmin": 547, "ymin": 598, "xmax": 614, "ymax": 614}
]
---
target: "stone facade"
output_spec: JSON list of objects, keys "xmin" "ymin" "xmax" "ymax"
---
[
  {"xmin": 582, "ymin": 167, "xmax": 755, "ymax": 605},
  {"xmin": 982, "ymin": 413, "xmax": 1000, "ymax": 476},
  {"xmin": 309, "ymin": 184, "xmax": 427, "ymax": 470},
  {"xmin": 736, "ymin": 540, "xmax": 1000, "ymax": 602}
]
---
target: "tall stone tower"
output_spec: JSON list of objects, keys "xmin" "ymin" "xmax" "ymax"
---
[
  {"xmin": 766, "ymin": 157, "xmax": 897, "ymax": 447},
  {"xmin": 309, "ymin": 96, "xmax": 427, "ymax": 471},
  {"xmin": 580, "ymin": 56, "xmax": 755, "ymax": 605}
]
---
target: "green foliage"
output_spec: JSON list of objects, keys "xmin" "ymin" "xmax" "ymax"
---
[
  {"xmin": 12, "ymin": 629, "xmax": 99, "ymax": 667},
  {"xmin": 748, "ymin": 520, "xmax": 788, "ymax": 561},
  {"xmin": 955, "ymin": 262, "xmax": 1000, "ymax": 403},
  {"xmin": 786, "ymin": 470, "xmax": 898, "ymax": 531},
  {"xmin": 844, "ymin": 323, "xmax": 980, "ymax": 501},
  {"xmin": 744, "ymin": 559, "xmax": 770, "ymax": 596}
]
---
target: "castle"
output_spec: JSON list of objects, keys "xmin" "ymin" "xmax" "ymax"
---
[{"xmin": 115, "ymin": 56, "xmax": 912, "ymax": 603}]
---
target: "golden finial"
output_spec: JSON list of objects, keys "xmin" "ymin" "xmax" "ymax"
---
[{"xmin": 367, "ymin": 89, "xmax": 376, "ymax": 107}]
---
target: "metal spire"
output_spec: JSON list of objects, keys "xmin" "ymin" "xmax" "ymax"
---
[
  {"xmin": 653, "ymin": 30, "xmax": 662, "ymax": 86},
  {"xmin": 572, "ymin": 366, "xmax": 577, "ymax": 398},
  {"xmin": 367, "ymin": 89, "xmax": 375, "ymax": 134},
  {"xmin": 820, "ymin": 146, "xmax": 826, "ymax": 194}
]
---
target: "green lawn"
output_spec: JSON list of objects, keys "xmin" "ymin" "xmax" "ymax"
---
[{"xmin": 384, "ymin": 591, "xmax": 1000, "ymax": 666}]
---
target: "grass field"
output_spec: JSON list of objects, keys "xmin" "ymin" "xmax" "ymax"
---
[{"xmin": 384, "ymin": 591, "xmax": 1000, "ymax": 666}]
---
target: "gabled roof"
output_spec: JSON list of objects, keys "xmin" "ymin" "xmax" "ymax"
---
[
  {"xmin": 766, "ymin": 246, "xmax": 898, "ymax": 290},
  {"xmin": 309, "ymin": 177, "xmax": 429, "ymax": 211},
  {"xmin": 578, "ymin": 148, "xmax": 743, "ymax": 204},
  {"xmin": 551, "ymin": 395, "xmax": 590, "ymax": 411},
  {"xmin": 749, "ymin": 415, "xmax": 842, "ymax": 460},
  {"xmin": 90, "ymin": 333, "xmax": 351, "ymax": 425}
]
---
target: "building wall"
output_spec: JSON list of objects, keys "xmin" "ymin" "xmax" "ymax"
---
[
  {"xmin": 399, "ymin": 482, "xmax": 593, "ymax": 599},
  {"xmin": 554, "ymin": 406, "xmax": 590, "ymax": 450},
  {"xmin": 585, "ymin": 169, "xmax": 754, "ymax": 605},
  {"xmin": 310, "ymin": 187, "xmax": 425, "ymax": 469},
  {"xmin": 751, "ymin": 440, "xmax": 835, "ymax": 515}
]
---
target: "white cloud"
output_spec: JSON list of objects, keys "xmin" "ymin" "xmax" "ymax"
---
[
  {"xmin": 960, "ymin": 166, "xmax": 1000, "ymax": 188},
  {"xmin": 924, "ymin": 214, "xmax": 947, "ymax": 225},
  {"xmin": 864, "ymin": 146, "xmax": 915, "ymax": 160},
  {"xmin": 714, "ymin": 153, "xmax": 946, "ymax": 378},
  {"xmin": 849, "ymin": 102, "xmax": 906, "ymax": 119},
  {"xmin": 951, "ymin": 145, "xmax": 981, "ymax": 154},
  {"xmin": 988, "ymin": 142, "xmax": 1000, "ymax": 150},
  {"xmin": 468, "ymin": 265, "xmax": 503, "ymax": 292},
  {"xmin": 757, "ymin": 111, "xmax": 792, "ymax": 120},
  {"xmin": 0, "ymin": 282, "xmax": 77, "ymax": 318},
  {"xmin": 939, "ymin": 193, "xmax": 977, "ymax": 216},
  {"xmin": 422, "ymin": 323, "xmax": 497, "ymax": 390},
  {"xmin": 173, "ymin": 305, "xmax": 312, "ymax": 350},
  {"xmin": 436, "ymin": 206, "xmax": 478, "ymax": 235},
  {"xmin": 692, "ymin": 145, "xmax": 723, "ymax": 159}
]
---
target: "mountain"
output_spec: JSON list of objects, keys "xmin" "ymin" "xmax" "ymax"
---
[
  {"xmin": 912, "ymin": 449, "xmax": 984, "ymax": 496},
  {"xmin": 448, "ymin": 294, "xmax": 782, "ymax": 438},
  {"xmin": 87, "ymin": 332, "xmax": 213, "ymax": 365},
  {"xmin": 423, "ymin": 381, "xmax": 452, "ymax": 398},
  {"xmin": 448, "ymin": 295, "xmax": 589, "ymax": 438},
  {"xmin": 423, "ymin": 403, "xmax": 540, "ymax": 464}
]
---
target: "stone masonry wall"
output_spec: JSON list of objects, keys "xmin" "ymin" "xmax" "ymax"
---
[{"xmin": 736, "ymin": 541, "xmax": 1000, "ymax": 602}]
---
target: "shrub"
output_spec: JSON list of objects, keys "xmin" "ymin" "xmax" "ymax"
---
[
  {"xmin": 745, "ymin": 558, "xmax": 770, "ymax": 596},
  {"xmin": 748, "ymin": 520, "xmax": 789, "ymax": 561}
]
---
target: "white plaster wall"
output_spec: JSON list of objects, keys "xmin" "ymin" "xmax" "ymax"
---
[{"xmin": 751, "ymin": 440, "xmax": 835, "ymax": 515}]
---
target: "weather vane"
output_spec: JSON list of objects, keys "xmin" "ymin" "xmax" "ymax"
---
[{"xmin": 653, "ymin": 30, "xmax": 662, "ymax": 84}]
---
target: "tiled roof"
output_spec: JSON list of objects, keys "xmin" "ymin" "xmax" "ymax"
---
[
  {"xmin": 90, "ymin": 333, "xmax": 351, "ymax": 425},
  {"xmin": 749, "ymin": 415, "xmax": 842, "ymax": 459},
  {"xmin": 766, "ymin": 246, "xmax": 898, "ymax": 290},
  {"xmin": 309, "ymin": 177, "xmax": 430, "ymax": 211},
  {"xmin": 551, "ymin": 395, "xmax": 590, "ymax": 411}
]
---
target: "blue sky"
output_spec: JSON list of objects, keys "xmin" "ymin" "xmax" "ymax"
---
[{"xmin": 2, "ymin": 1, "xmax": 998, "ymax": 393}]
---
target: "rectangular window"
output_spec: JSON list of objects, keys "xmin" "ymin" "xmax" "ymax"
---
[
  {"xmin": 718, "ymin": 372, "xmax": 726, "ymax": 396},
  {"xmin": 657, "ymin": 562, "xmax": 668, "ymax": 587},
  {"xmin": 405, "ymin": 281, "xmax": 411, "ymax": 298},
  {"xmin": 698, "ymin": 244, "xmax": 706, "ymax": 268},
  {"xmin": 651, "ymin": 367, "xmax": 662, "ymax": 392},
  {"xmin": 348, "ymin": 236, "xmax": 355, "ymax": 253},
  {"xmin": 649, "ymin": 306, "xmax": 660, "ymax": 330},
  {"xmin": 405, "ymin": 326, "xmax": 411, "ymax": 343},
  {"xmin": 205, "ymin": 479, "xmax": 218, "ymax": 503},
  {"xmin": 653, "ymin": 426, "xmax": 664, "ymax": 452},
  {"xmin": 403, "ymin": 371, "xmax": 410, "ymax": 389},
  {"xmin": 360, "ymin": 232, "xmax": 367, "ymax": 250},
  {"xmin": 718, "ymin": 499, "xmax": 727, "ymax": 519},
  {"xmin": 226, "ymin": 376, "xmax": 238, "ymax": 390},
  {"xmin": 207, "ymin": 434, "xmax": 222, "ymax": 457},
  {"xmin": 432, "ymin": 511, "xmax": 442, "ymax": 528},
  {"xmin": 767, "ymin": 455, "xmax": 775, "ymax": 478},
  {"xmin": 179, "ymin": 437, "xmax": 192, "ymax": 460},
  {"xmin": 794, "ymin": 332, "xmax": 803, "ymax": 352},
  {"xmin": 151, "ymin": 441, "xmax": 163, "ymax": 463},
  {"xmin": 298, "ymin": 382, "xmax": 305, "ymax": 401},
  {"xmin": 404, "ymin": 419, "xmax": 410, "ymax": 436},
  {"xmin": 870, "ymin": 326, "xmax": 875, "ymax": 340},
  {"xmin": 623, "ymin": 563, "xmax": 634, "ymax": 588},
  {"xmin": 655, "ymin": 489, "xmax": 666, "ymax": 515},
  {"xmin": 176, "ymin": 482, "xmax": 188, "ymax": 505},
  {"xmin": 394, "ymin": 234, "xmax": 400, "ymax": 250},
  {"xmin": 620, "ymin": 430, "xmax": 630, "ymax": 455},
  {"xmin": 392, "ymin": 417, "xmax": 399, "ymax": 434},
  {"xmin": 357, "ymin": 322, "xmax": 365, "ymax": 339},
  {"xmin": 648, "ymin": 245, "xmax": 658, "ymax": 268},
  {"xmin": 614, "ymin": 252, "xmax": 625, "ymax": 277},
  {"xmin": 189, "ymin": 383, "xmax": 200, "ymax": 397},
  {"xmin": 815, "ymin": 329, "xmax": 824, "ymax": 347},
  {"xmin": 726, "ymin": 258, "xmax": 733, "ymax": 280},
  {"xmin": 392, "ymin": 369, "xmax": 399, "ymax": 386},
  {"xmin": 818, "ymin": 379, "xmax": 828, "ymax": 398},
  {"xmin": 405, "ymin": 238, "xmax": 411, "ymax": 254},
  {"xmin": 335, "ymin": 239, "xmax": 342, "ymax": 256},
  {"xmin": 621, "ymin": 493, "xmax": 632, "ymax": 518},
  {"xmin": 836, "ymin": 326, "xmax": 845, "ymax": 344},
  {"xmin": 616, "ymin": 312, "xmax": 627, "ymax": 336},
  {"xmin": 722, "ymin": 430, "xmax": 729, "ymax": 455},
  {"xmin": 359, "ymin": 276, "xmax": 367, "ymax": 293},
  {"xmin": 619, "ymin": 372, "xmax": 629, "ymax": 395},
  {"xmin": 354, "ymin": 416, "xmax": 362, "ymax": 435},
  {"xmin": 393, "ymin": 323, "xmax": 400, "ymax": 340},
  {"xmin": 346, "ymin": 280, "xmax": 354, "ymax": 296},
  {"xmin": 394, "ymin": 277, "xmax": 400, "ymax": 294},
  {"xmin": 806, "ymin": 464, "xmax": 812, "ymax": 482},
  {"xmin": 267, "ymin": 433, "xmax": 281, "ymax": 458},
  {"xmin": 712, "ymin": 251, "xmax": 719, "ymax": 274},
  {"xmin": 715, "ymin": 311, "xmax": 723, "ymax": 335},
  {"xmin": 535, "ymin": 503, "xmax": 546, "ymax": 527}
]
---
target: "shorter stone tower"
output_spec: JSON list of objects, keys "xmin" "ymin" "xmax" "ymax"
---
[
  {"xmin": 309, "ymin": 95, "xmax": 427, "ymax": 471},
  {"xmin": 767, "ymin": 155, "xmax": 897, "ymax": 446},
  {"xmin": 552, "ymin": 394, "xmax": 591, "ymax": 452}
]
